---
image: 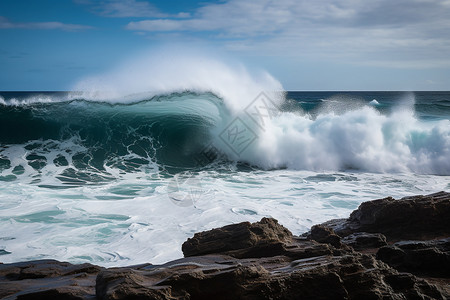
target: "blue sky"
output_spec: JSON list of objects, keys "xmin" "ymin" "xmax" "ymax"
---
[{"xmin": 1, "ymin": 0, "xmax": 449, "ymax": 91}]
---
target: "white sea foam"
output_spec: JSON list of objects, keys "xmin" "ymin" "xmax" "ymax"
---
[
  {"xmin": 0, "ymin": 170, "xmax": 448, "ymax": 266},
  {"xmin": 1, "ymin": 94, "xmax": 66, "ymax": 106},
  {"xmin": 209, "ymin": 93, "xmax": 450, "ymax": 175}
]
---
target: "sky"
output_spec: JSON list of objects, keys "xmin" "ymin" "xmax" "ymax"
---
[{"xmin": 0, "ymin": 0, "xmax": 450, "ymax": 91}]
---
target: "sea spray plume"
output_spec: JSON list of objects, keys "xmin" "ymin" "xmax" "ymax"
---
[
  {"xmin": 238, "ymin": 92, "xmax": 450, "ymax": 175},
  {"xmin": 71, "ymin": 47, "xmax": 285, "ymax": 112},
  {"xmin": 72, "ymin": 47, "xmax": 286, "ymax": 166},
  {"xmin": 316, "ymin": 94, "xmax": 369, "ymax": 116}
]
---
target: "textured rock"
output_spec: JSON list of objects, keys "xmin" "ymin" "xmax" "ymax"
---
[
  {"xmin": 15, "ymin": 287, "xmax": 90, "ymax": 300},
  {"xmin": 93, "ymin": 252, "xmax": 445, "ymax": 300},
  {"xmin": 0, "ymin": 259, "xmax": 101, "ymax": 280},
  {"xmin": 341, "ymin": 232, "xmax": 388, "ymax": 250},
  {"xmin": 319, "ymin": 191, "xmax": 450, "ymax": 241},
  {"xmin": 96, "ymin": 268, "xmax": 178, "ymax": 300},
  {"xmin": 377, "ymin": 238, "xmax": 450, "ymax": 277},
  {"xmin": 182, "ymin": 217, "xmax": 293, "ymax": 258},
  {"xmin": 309, "ymin": 224, "xmax": 343, "ymax": 248},
  {"xmin": 0, "ymin": 260, "xmax": 101, "ymax": 299}
]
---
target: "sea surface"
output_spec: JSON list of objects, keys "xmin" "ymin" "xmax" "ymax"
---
[{"xmin": 0, "ymin": 90, "xmax": 449, "ymax": 266}]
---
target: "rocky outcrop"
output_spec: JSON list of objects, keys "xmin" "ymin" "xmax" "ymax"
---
[
  {"xmin": 318, "ymin": 191, "xmax": 450, "ymax": 241},
  {"xmin": 309, "ymin": 224, "xmax": 344, "ymax": 248},
  {"xmin": 377, "ymin": 238, "xmax": 450, "ymax": 277},
  {"xmin": 182, "ymin": 217, "xmax": 293, "ymax": 258},
  {"xmin": 342, "ymin": 232, "xmax": 388, "ymax": 250},
  {"xmin": 0, "ymin": 191, "xmax": 448, "ymax": 299},
  {"xmin": 0, "ymin": 259, "xmax": 102, "ymax": 299},
  {"xmin": 94, "ymin": 252, "xmax": 443, "ymax": 300}
]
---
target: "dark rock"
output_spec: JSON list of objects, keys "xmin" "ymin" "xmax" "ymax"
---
[
  {"xmin": 319, "ymin": 191, "xmax": 450, "ymax": 241},
  {"xmin": 341, "ymin": 232, "xmax": 387, "ymax": 250},
  {"xmin": 0, "ymin": 260, "xmax": 101, "ymax": 299},
  {"xmin": 182, "ymin": 217, "xmax": 293, "ymax": 258},
  {"xmin": 283, "ymin": 238, "xmax": 335, "ymax": 259},
  {"xmin": 93, "ymin": 213, "xmax": 447, "ymax": 299},
  {"xmin": 15, "ymin": 287, "xmax": 88, "ymax": 300},
  {"xmin": 377, "ymin": 238, "xmax": 450, "ymax": 277},
  {"xmin": 95, "ymin": 252, "xmax": 444, "ymax": 300},
  {"xmin": 96, "ymin": 268, "xmax": 178, "ymax": 300},
  {"xmin": 309, "ymin": 224, "xmax": 343, "ymax": 248},
  {"xmin": 384, "ymin": 273, "xmax": 416, "ymax": 290},
  {"xmin": 0, "ymin": 259, "xmax": 101, "ymax": 280}
]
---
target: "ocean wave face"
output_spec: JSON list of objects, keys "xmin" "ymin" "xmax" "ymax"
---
[
  {"xmin": 1, "ymin": 90, "xmax": 449, "ymax": 188},
  {"xmin": 0, "ymin": 53, "xmax": 449, "ymax": 267},
  {"xmin": 0, "ymin": 92, "xmax": 226, "ymax": 184}
]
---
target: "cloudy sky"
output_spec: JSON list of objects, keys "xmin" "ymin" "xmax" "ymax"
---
[{"xmin": 1, "ymin": 0, "xmax": 449, "ymax": 90}]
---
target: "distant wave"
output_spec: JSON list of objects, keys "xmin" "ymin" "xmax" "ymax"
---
[{"xmin": 369, "ymin": 99, "xmax": 380, "ymax": 105}]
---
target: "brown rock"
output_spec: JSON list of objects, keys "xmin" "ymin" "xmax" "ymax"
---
[
  {"xmin": 321, "ymin": 191, "xmax": 450, "ymax": 241},
  {"xmin": 15, "ymin": 287, "xmax": 89, "ymax": 300},
  {"xmin": 95, "ymin": 252, "xmax": 444, "ymax": 300},
  {"xmin": 96, "ymin": 268, "xmax": 178, "ymax": 300},
  {"xmin": 309, "ymin": 224, "xmax": 343, "ymax": 248},
  {"xmin": 0, "ymin": 259, "xmax": 101, "ymax": 280},
  {"xmin": 377, "ymin": 238, "xmax": 450, "ymax": 277},
  {"xmin": 341, "ymin": 232, "xmax": 388, "ymax": 250},
  {"xmin": 182, "ymin": 217, "xmax": 293, "ymax": 258},
  {"xmin": 0, "ymin": 260, "xmax": 101, "ymax": 299}
]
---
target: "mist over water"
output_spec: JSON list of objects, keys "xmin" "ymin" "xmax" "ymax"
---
[{"xmin": 1, "ymin": 50, "xmax": 449, "ymax": 266}]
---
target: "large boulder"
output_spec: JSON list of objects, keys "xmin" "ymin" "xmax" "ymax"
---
[
  {"xmin": 318, "ymin": 191, "xmax": 450, "ymax": 241},
  {"xmin": 182, "ymin": 217, "xmax": 293, "ymax": 258}
]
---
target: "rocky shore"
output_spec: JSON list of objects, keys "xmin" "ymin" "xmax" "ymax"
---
[{"xmin": 1, "ymin": 191, "xmax": 449, "ymax": 299}]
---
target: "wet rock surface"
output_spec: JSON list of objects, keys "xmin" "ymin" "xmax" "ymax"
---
[
  {"xmin": 341, "ymin": 232, "xmax": 388, "ymax": 250},
  {"xmin": 377, "ymin": 238, "xmax": 450, "ymax": 278},
  {"xmin": 319, "ymin": 191, "xmax": 450, "ymax": 241},
  {"xmin": 181, "ymin": 217, "xmax": 293, "ymax": 258},
  {"xmin": 0, "ymin": 191, "xmax": 449, "ymax": 299},
  {"xmin": 0, "ymin": 260, "xmax": 101, "ymax": 299}
]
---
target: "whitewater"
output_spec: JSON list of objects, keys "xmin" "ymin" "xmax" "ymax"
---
[{"xmin": 0, "ymin": 51, "xmax": 449, "ymax": 266}]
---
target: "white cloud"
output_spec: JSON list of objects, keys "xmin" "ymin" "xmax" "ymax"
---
[
  {"xmin": 124, "ymin": 0, "xmax": 450, "ymax": 69},
  {"xmin": 126, "ymin": 0, "xmax": 297, "ymax": 35},
  {"xmin": 0, "ymin": 16, "xmax": 93, "ymax": 31}
]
